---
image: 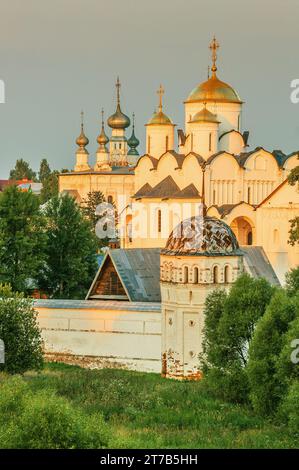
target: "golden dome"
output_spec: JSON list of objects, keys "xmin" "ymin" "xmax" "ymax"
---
[
  {"xmin": 97, "ymin": 109, "xmax": 109, "ymax": 145},
  {"xmin": 76, "ymin": 111, "xmax": 89, "ymax": 149},
  {"xmin": 107, "ymin": 77, "xmax": 131, "ymax": 129},
  {"xmin": 190, "ymin": 106, "xmax": 220, "ymax": 124},
  {"xmin": 147, "ymin": 110, "xmax": 173, "ymax": 126},
  {"xmin": 186, "ymin": 74, "xmax": 242, "ymax": 104},
  {"xmin": 147, "ymin": 84, "xmax": 174, "ymax": 126}
]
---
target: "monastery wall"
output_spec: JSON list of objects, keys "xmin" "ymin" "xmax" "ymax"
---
[{"xmin": 34, "ymin": 299, "xmax": 162, "ymax": 373}]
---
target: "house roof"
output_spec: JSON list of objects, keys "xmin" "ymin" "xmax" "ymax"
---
[
  {"xmin": 87, "ymin": 248, "xmax": 161, "ymax": 302},
  {"xmin": 241, "ymin": 246, "xmax": 280, "ymax": 286}
]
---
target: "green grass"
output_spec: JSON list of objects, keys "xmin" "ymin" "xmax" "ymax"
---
[{"xmin": 0, "ymin": 362, "xmax": 297, "ymax": 449}]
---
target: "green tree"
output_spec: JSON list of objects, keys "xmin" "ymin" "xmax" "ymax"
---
[
  {"xmin": 38, "ymin": 158, "xmax": 51, "ymax": 183},
  {"xmin": 9, "ymin": 158, "xmax": 36, "ymax": 181},
  {"xmin": 285, "ymin": 266, "xmax": 299, "ymax": 296},
  {"xmin": 288, "ymin": 164, "xmax": 299, "ymax": 245},
  {"xmin": 200, "ymin": 274, "xmax": 274, "ymax": 403},
  {"xmin": 80, "ymin": 191, "xmax": 112, "ymax": 248},
  {"xmin": 0, "ymin": 185, "xmax": 47, "ymax": 292},
  {"xmin": 0, "ymin": 284, "xmax": 43, "ymax": 374},
  {"xmin": 39, "ymin": 171, "xmax": 59, "ymax": 204},
  {"xmin": 40, "ymin": 194, "xmax": 98, "ymax": 298},
  {"xmin": 247, "ymin": 290, "xmax": 297, "ymax": 416}
]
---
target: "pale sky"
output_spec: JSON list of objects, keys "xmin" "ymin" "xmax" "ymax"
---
[{"xmin": 0, "ymin": 0, "xmax": 299, "ymax": 177}]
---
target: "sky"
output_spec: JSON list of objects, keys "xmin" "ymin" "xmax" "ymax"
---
[{"xmin": 0, "ymin": 0, "xmax": 299, "ymax": 177}]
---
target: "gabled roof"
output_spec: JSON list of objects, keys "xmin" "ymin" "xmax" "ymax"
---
[
  {"xmin": 133, "ymin": 183, "xmax": 153, "ymax": 198},
  {"xmin": 133, "ymin": 177, "xmax": 201, "ymax": 200},
  {"xmin": 86, "ymin": 248, "xmax": 161, "ymax": 302},
  {"xmin": 241, "ymin": 246, "xmax": 280, "ymax": 286},
  {"xmin": 209, "ymin": 201, "xmax": 256, "ymax": 218},
  {"xmin": 171, "ymin": 183, "xmax": 201, "ymax": 199}
]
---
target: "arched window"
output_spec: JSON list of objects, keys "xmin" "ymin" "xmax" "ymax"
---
[
  {"xmin": 247, "ymin": 187, "xmax": 251, "ymax": 204},
  {"xmin": 107, "ymin": 195, "xmax": 113, "ymax": 205},
  {"xmin": 166, "ymin": 135, "xmax": 169, "ymax": 152},
  {"xmin": 183, "ymin": 266, "xmax": 189, "ymax": 284},
  {"xmin": 193, "ymin": 267, "xmax": 199, "ymax": 284},
  {"xmin": 224, "ymin": 265, "xmax": 230, "ymax": 283},
  {"xmin": 213, "ymin": 189, "xmax": 216, "ymax": 205},
  {"xmin": 247, "ymin": 231, "xmax": 253, "ymax": 245},
  {"xmin": 213, "ymin": 266, "xmax": 219, "ymax": 284},
  {"xmin": 209, "ymin": 133, "xmax": 212, "ymax": 152},
  {"xmin": 119, "ymin": 143, "xmax": 122, "ymax": 149},
  {"xmin": 157, "ymin": 209, "xmax": 162, "ymax": 233},
  {"xmin": 148, "ymin": 135, "xmax": 151, "ymax": 154}
]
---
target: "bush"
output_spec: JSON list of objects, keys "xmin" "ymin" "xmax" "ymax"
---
[
  {"xmin": 0, "ymin": 376, "xmax": 110, "ymax": 449},
  {"xmin": 0, "ymin": 284, "xmax": 43, "ymax": 374},
  {"xmin": 279, "ymin": 380, "xmax": 299, "ymax": 434},
  {"xmin": 200, "ymin": 274, "xmax": 274, "ymax": 403},
  {"xmin": 247, "ymin": 290, "xmax": 297, "ymax": 416}
]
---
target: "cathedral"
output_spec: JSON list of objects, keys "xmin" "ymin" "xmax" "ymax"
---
[{"xmin": 59, "ymin": 37, "xmax": 299, "ymax": 285}]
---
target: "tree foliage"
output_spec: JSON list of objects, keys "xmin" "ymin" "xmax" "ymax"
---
[
  {"xmin": 0, "ymin": 185, "xmax": 47, "ymax": 292},
  {"xmin": 80, "ymin": 191, "xmax": 112, "ymax": 249},
  {"xmin": 200, "ymin": 273, "xmax": 274, "ymax": 403},
  {"xmin": 9, "ymin": 158, "xmax": 36, "ymax": 181},
  {"xmin": 0, "ymin": 284, "xmax": 43, "ymax": 374},
  {"xmin": 247, "ymin": 290, "xmax": 297, "ymax": 415},
  {"xmin": 39, "ymin": 194, "xmax": 98, "ymax": 298},
  {"xmin": 38, "ymin": 158, "xmax": 51, "ymax": 183}
]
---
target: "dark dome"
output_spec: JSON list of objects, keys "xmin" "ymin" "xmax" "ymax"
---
[{"xmin": 163, "ymin": 216, "xmax": 239, "ymax": 255}]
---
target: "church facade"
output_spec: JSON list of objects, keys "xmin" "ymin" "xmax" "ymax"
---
[{"xmin": 59, "ymin": 37, "xmax": 299, "ymax": 284}]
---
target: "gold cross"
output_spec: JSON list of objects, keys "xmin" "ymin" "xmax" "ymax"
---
[
  {"xmin": 116, "ymin": 76, "xmax": 121, "ymax": 104},
  {"xmin": 209, "ymin": 36, "xmax": 219, "ymax": 73},
  {"xmin": 80, "ymin": 110, "xmax": 84, "ymax": 129},
  {"xmin": 157, "ymin": 84, "xmax": 164, "ymax": 112}
]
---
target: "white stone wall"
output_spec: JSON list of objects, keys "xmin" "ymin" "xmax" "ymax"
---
[{"xmin": 35, "ymin": 300, "xmax": 162, "ymax": 373}]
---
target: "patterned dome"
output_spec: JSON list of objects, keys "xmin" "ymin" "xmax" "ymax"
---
[{"xmin": 163, "ymin": 216, "xmax": 239, "ymax": 255}]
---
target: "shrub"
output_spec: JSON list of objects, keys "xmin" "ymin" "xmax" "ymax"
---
[
  {"xmin": 247, "ymin": 290, "xmax": 297, "ymax": 416},
  {"xmin": 0, "ymin": 376, "xmax": 110, "ymax": 449},
  {"xmin": 279, "ymin": 380, "xmax": 299, "ymax": 434},
  {"xmin": 200, "ymin": 274, "xmax": 274, "ymax": 403},
  {"xmin": 0, "ymin": 284, "xmax": 43, "ymax": 374}
]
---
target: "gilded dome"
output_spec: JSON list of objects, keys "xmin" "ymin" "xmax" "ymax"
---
[
  {"xmin": 76, "ymin": 129, "xmax": 89, "ymax": 147},
  {"xmin": 108, "ymin": 103, "xmax": 130, "ymax": 129},
  {"xmin": 147, "ymin": 110, "xmax": 173, "ymax": 126},
  {"xmin": 163, "ymin": 215, "xmax": 240, "ymax": 255},
  {"xmin": 186, "ymin": 74, "xmax": 242, "ymax": 104},
  {"xmin": 190, "ymin": 107, "xmax": 220, "ymax": 124}
]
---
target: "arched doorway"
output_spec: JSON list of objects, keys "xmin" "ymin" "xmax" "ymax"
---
[{"xmin": 230, "ymin": 217, "xmax": 254, "ymax": 246}]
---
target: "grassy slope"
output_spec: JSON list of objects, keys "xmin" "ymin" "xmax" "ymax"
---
[{"xmin": 6, "ymin": 363, "xmax": 297, "ymax": 449}]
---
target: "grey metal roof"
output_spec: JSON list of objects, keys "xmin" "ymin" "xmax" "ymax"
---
[
  {"xmin": 34, "ymin": 298, "xmax": 161, "ymax": 312},
  {"xmin": 241, "ymin": 246, "xmax": 280, "ymax": 286},
  {"xmin": 87, "ymin": 248, "xmax": 161, "ymax": 302}
]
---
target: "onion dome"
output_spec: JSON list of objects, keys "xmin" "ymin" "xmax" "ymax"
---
[
  {"xmin": 163, "ymin": 215, "xmax": 240, "ymax": 256},
  {"xmin": 97, "ymin": 109, "xmax": 109, "ymax": 149},
  {"xmin": 190, "ymin": 104, "xmax": 220, "ymax": 123},
  {"xmin": 185, "ymin": 37, "xmax": 242, "ymax": 104},
  {"xmin": 147, "ymin": 84, "xmax": 174, "ymax": 126},
  {"xmin": 107, "ymin": 77, "xmax": 131, "ymax": 129},
  {"xmin": 127, "ymin": 113, "xmax": 140, "ymax": 156},
  {"xmin": 76, "ymin": 111, "xmax": 89, "ymax": 151}
]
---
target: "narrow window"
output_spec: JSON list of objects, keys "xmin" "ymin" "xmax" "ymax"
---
[
  {"xmin": 157, "ymin": 209, "xmax": 162, "ymax": 233},
  {"xmin": 213, "ymin": 266, "xmax": 219, "ymax": 284},
  {"xmin": 247, "ymin": 187, "xmax": 251, "ymax": 204},
  {"xmin": 224, "ymin": 265, "xmax": 230, "ymax": 283},
  {"xmin": 247, "ymin": 231, "xmax": 253, "ymax": 245},
  {"xmin": 166, "ymin": 135, "xmax": 169, "ymax": 151},
  {"xmin": 148, "ymin": 135, "xmax": 151, "ymax": 154},
  {"xmin": 209, "ymin": 132, "xmax": 212, "ymax": 152},
  {"xmin": 119, "ymin": 143, "xmax": 121, "ymax": 149},
  {"xmin": 213, "ymin": 189, "xmax": 216, "ymax": 205},
  {"xmin": 184, "ymin": 266, "xmax": 189, "ymax": 284},
  {"xmin": 107, "ymin": 195, "xmax": 113, "ymax": 204},
  {"xmin": 193, "ymin": 267, "xmax": 199, "ymax": 284}
]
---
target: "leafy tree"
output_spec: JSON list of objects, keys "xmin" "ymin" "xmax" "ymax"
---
[
  {"xmin": 279, "ymin": 380, "xmax": 299, "ymax": 433},
  {"xmin": 285, "ymin": 266, "xmax": 299, "ymax": 296},
  {"xmin": 9, "ymin": 158, "xmax": 36, "ymax": 181},
  {"xmin": 80, "ymin": 191, "xmax": 112, "ymax": 248},
  {"xmin": 0, "ymin": 284, "xmax": 43, "ymax": 374},
  {"xmin": 0, "ymin": 185, "xmax": 47, "ymax": 292},
  {"xmin": 38, "ymin": 158, "xmax": 51, "ymax": 183},
  {"xmin": 276, "ymin": 310, "xmax": 299, "ymax": 396},
  {"xmin": 200, "ymin": 274, "xmax": 274, "ymax": 403},
  {"xmin": 288, "ymin": 164, "xmax": 299, "ymax": 245},
  {"xmin": 247, "ymin": 290, "xmax": 297, "ymax": 416},
  {"xmin": 40, "ymin": 194, "xmax": 98, "ymax": 298},
  {"xmin": 39, "ymin": 171, "xmax": 59, "ymax": 204}
]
